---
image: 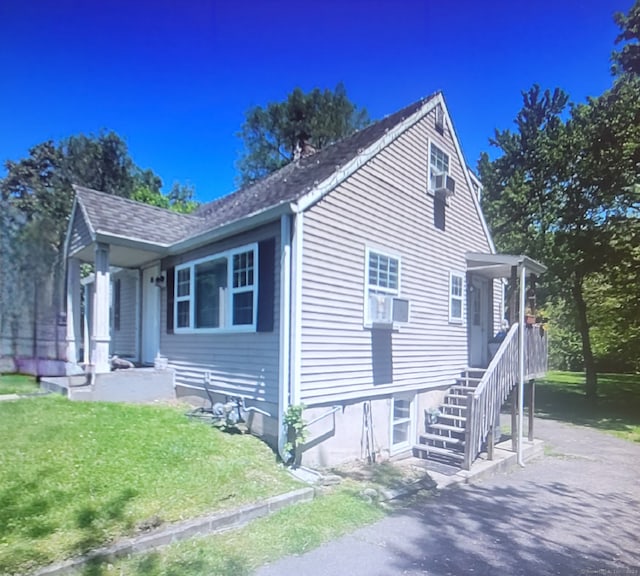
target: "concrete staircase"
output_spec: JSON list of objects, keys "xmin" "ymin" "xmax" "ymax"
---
[{"xmin": 413, "ymin": 369, "xmax": 486, "ymax": 466}]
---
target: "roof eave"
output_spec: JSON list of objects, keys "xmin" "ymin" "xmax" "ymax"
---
[
  {"xmin": 94, "ymin": 231, "xmax": 171, "ymax": 254},
  {"xmin": 168, "ymin": 201, "xmax": 293, "ymax": 255},
  {"xmin": 466, "ymin": 252, "xmax": 547, "ymax": 276}
]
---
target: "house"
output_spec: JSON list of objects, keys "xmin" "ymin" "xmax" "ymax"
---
[{"xmin": 64, "ymin": 92, "xmax": 547, "ymax": 468}]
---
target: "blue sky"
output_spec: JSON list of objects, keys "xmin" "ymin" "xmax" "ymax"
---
[{"xmin": 0, "ymin": 0, "xmax": 631, "ymax": 202}]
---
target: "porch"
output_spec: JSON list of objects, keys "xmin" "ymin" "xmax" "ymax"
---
[{"xmin": 415, "ymin": 253, "xmax": 548, "ymax": 470}]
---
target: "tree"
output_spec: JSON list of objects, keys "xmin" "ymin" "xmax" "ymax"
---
[
  {"xmin": 130, "ymin": 181, "xmax": 198, "ymax": 214},
  {"xmin": 479, "ymin": 81, "xmax": 640, "ymax": 398},
  {"xmin": 236, "ymin": 83, "xmax": 369, "ymax": 186},
  {"xmin": 0, "ymin": 131, "xmax": 199, "ymax": 359},
  {"xmin": 613, "ymin": 0, "xmax": 640, "ymax": 76}
]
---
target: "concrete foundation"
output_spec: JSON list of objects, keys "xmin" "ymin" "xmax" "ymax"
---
[{"xmin": 300, "ymin": 386, "xmax": 450, "ymax": 468}]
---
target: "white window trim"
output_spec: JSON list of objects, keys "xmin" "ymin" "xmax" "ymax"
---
[
  {"xmin": 174, "ymin": 243, "xmax": 258, "ymax": 334},
  {"xmin": 390, "ymin": 393, "xmax": 415, "ymax": 454},
  {"xmin": 427, "ymin": 139, "xmax": 450, "ymax": 196},
  {"xmin": 449, "ymin": 271, "xmax": 465, "ymax": 324},
  {"xmin": 363, "ymin": 246, "xmax": 401, "ymax": 328}
]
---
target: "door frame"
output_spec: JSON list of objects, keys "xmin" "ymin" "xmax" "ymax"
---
[
  {"xmin": 467, "ymin": 275, "xmax": 491, "ymax": 368},
  {"xmin": 141, "ymin": 264, "xmax": 161, "ymax": 365}
]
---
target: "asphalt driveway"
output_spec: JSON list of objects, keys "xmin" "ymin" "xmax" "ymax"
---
[{"xmin": 255, "ymin": 418, "xmax": 640, "ymax": 575}]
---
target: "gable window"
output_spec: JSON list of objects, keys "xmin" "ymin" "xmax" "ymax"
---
[
  {"xmin": 365, "ymin": 249, "xmax": 400, "ymax": 325},
  {"xmin": 449, "ymin": 272, "xmax": 464, "ymax": 323},
  {"xmin": 429, "ymin": 142, "xmax": 450, "ymax": 193},
  {"xmin": 174, "ymin": 244, "xmax": 258, "ymax": 332}
]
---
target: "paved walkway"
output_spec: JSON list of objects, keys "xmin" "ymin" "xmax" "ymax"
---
[{"xmin": 255, "ymin": 419, "xmax": 640, "ymax": 576}]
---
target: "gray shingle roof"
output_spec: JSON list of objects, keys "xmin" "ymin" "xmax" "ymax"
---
[
  {"xmin": 73, "ymin": 186, "xmax": 201, "ymax": 246},
  {"xmin": 194, "ymin": 94, "xmax": 436, "ymax": 229},
  {"xmin": 74, "ymin": 93, "xmax": 437, "ymax": 247}
]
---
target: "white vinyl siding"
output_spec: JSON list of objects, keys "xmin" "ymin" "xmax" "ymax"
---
[
  {"xmin": 68, "ymin": 207, "xmax": 93, "ymax": 256},
  {"xmin": 159, "ymin": 222, "xmax": 280, "ymax": 406},
  {"xmin": 174, "ymin": 244, "xmax": 258, "ymax": 333},
  {"xmin": 449, "ymin": 272, "xmax": 464, "ymax": 323},
  {"xmin": 109, "ymin": 271, "xmax": 138, "ymax": 359},
  {"xmin": 300, "ymin": 105, "xmax": 493, "ymax": 405}
]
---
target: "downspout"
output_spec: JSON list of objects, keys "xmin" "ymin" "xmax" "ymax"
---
[
  {"xmin": 518, "ymin": 263, "xmax": 526, "ymax": 467},
  {"xmin": 277, "ymin": 214, "xmax": 292, "ymax": 461},
  {"xmin": 290, "ymin": 210, "xmax": 304, "ymax": 407}
]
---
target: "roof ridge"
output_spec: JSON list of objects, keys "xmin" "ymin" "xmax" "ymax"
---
[{"xmin": 195, "ymin": 92, "xmax": 439, "ymax": 220}]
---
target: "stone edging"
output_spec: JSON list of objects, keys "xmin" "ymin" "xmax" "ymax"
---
[{"xmin": 34, "ymin": 487, "xmax": 315, "ymax": 576}]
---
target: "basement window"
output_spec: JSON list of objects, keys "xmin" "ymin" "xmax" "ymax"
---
[{"xmin": 391, "ymin": 394, "xmax": 414, "ymax": 453}]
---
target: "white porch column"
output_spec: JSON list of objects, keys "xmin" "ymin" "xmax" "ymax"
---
[
  {"xmin": 65, "ymin": 258, "xmax": 81, "ymax": 363},
  {"xmin": 92, "ymin": 243, "xmax": 111, "ymax": 373}
]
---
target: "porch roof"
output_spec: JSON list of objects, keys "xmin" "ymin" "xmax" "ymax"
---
[{"xmin": 465, "ymin": 253, "xmax": 547, "ymax": 278}]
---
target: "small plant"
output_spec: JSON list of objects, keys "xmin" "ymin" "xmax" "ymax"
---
[{"xmin": 283, "ymin": 404, "xmax": 307, "ymax": 467}]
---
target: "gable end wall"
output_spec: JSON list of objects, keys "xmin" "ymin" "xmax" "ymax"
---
[
  {"xmin": 68, "ymin": 207, "xmax": 93, "ymax": 256},
  {"xmin": 300, "ymin": 108, "xmax": 492, "ymax": 405}
]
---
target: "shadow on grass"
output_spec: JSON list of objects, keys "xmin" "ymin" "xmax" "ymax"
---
[
  {"xmin": 74, "ymin": 488, "xmax": 138, "ymax": 553},
  {"xmin": 534, "ymin": 372, "xmax": 640, "ymax": 440},
  {"xmin": 0, "ymin": 468, "xmax": 62, "ymax": 541},
  {"xmin": 81, "ymin": 550, "xmax": 250, "ymax": 576}
]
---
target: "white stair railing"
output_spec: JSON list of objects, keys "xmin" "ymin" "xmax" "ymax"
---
[{"xmin": 463, "ymin": 324, "xmax": 519, "ymax": 470}]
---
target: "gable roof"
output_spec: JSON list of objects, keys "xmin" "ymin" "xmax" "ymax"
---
[
  {"xmin": 193, "ymin": 94, "xmax": 436, "ymax": 229},
  {"xmin": 73, "ymin": 185, "xmax": 201, "ymax": 246},
  {"xmin": 70, "ymin": 90, "xmax": 495, "ymax": 257}
]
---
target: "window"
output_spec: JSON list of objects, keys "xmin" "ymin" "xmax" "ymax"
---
[
  {"xmin": 449, "ymin": 272, "xmax": 464, "ymax": 323},
  {"xmin": 429, "ymin": 142, "xmax": 450, "ymax": 193},
  {"xmin": 365, "ymin": 249, "xmax": 400, "ymax": 325},
  {"xmin": 174, "ymin": 244, "xmax": 258, "ymax": 332},
  {"xmin": 391, "ymin": 394, "xmax": 414, "ymax": 452}
]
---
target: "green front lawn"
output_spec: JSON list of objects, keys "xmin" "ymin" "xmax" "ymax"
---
[
  {"xmin": 0, "ymin": 373, "xmax": 38, "ymax": 395},
  {"xmin": 536, "ymin": 371, "xmax": 640, "ymax": 442},
  {"xmin": 0, "ymin": 395, "xmax": 299, "ymax": 575}
]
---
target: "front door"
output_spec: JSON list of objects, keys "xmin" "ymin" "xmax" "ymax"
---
[
  {"xmin": 468, "ymin": 276, "xmax": 489, "ymax": 367},
  {"xmin": 141, "ymin": 265, "xmax": 160, "ymax": 365}
]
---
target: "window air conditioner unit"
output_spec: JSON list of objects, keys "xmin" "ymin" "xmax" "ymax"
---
[
  {"xmin": 369, "ymin": 295, "xmax": 410, "ymax": 326},
  {"xmin": 434, "ymin": 173, "xmax": 455, "ymax": 197}
]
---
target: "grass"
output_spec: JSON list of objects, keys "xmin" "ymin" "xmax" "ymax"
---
[
  {"xmin": 536, "ymin": 371, "xmax": 640, "ymax": 443},
  {"xmin": 0, "ymin": 373, "xmax": 38, "ymax": 395},
  {"xmin": 105, "ymin": 483, "xmax": 386, "ymax": 576},
  {"xmin": 0, "ymin": 395, "xmax": 300, "ymax": 575},
  {"xmin": 102, "ymin": 461, "xmax": 434, "ymax": 576}
]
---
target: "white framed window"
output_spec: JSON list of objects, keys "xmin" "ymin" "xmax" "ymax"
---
[
  {"xmin": 174, "ymin": 243, "xmax": 258, "ymax": 333},
  {"xmin": 390, "ymin": 393, "xmax": 414, "ymax": 453},
  {"xmin": 449, "ymin": 272, "xmax": 464, "ymax": 323},
  {"xmin": 364, "ymin": 247, "xmax": 400, "ymax": 326},
  {"xmin": 428, "ymin": 142, "xmax": 450, "ymax": 193}
]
